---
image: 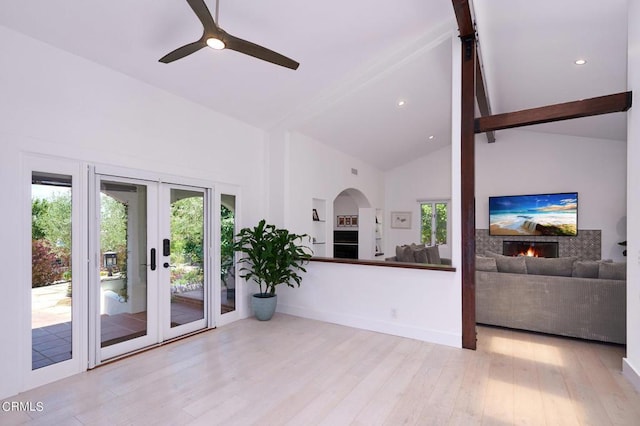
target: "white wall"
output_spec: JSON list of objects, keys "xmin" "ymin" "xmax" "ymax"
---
[
  {"xmin": 0, "ymin": 26, "xmax": 266, "ymax": 399},
  {"xmin": 333, "ymin": 193, "xmax": 359, "ymax": 230},
  {"xmin": 284, "ymin": 131, "xmax": 385, "ymax": 240},
  {"xmin": 384, "ymin": 144, "xmax": 453, "ymax": 258},
  {"xmin": 476, "ymin": 129, "xmax": 627, "ymax": 261},
  {"xmin": 623, "ymin": 0, "xmax": 640, "ymax": 391}
]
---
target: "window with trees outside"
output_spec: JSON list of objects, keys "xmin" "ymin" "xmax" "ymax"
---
[{"xmin": 420, "ymin": 201, "xmax": 448, "ymax": 246}]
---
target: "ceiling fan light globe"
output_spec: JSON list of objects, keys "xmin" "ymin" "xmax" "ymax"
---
[{"xmin": 206, "ymin": 38, "xmax": 225, "ymax": 50}]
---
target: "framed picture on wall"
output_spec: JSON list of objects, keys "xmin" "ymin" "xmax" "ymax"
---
[
  {"xmin": 351, "ymin": 216, "xmax": 358, "ymax": 226},
  {"xmin": 391, "ymin": 211, "xmax": 411, "ymax": 229},
  {"xmin": 345, "ymin": 216, "xmax": 352, "ymax": 226},
  {"xmin": 338, "ymin": 216, "xmax": 346, "ymax": 227}
]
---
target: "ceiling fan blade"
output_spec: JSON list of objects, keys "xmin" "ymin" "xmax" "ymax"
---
[
  {"xmin": 159, "ymin": 40, "xmax": 206, "ymax": 63},
  {"xmin": 186, "ymin": 0, "xmax": 218, "ymax": 34},
  {"xmin": 224, "ymin": 34, "xmax": 300, "ymax": 70}
]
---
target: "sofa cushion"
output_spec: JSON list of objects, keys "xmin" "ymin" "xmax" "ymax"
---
[
  {"xmin": 484, "ymin": 251, "xmax": 527, "ymax": 274},
  {"xmin": 524, "ymin": 256, "xmax": 577, "ymax": 277},
  {"xmin": 598, "ymin": 262, "xmax": 626, "ymax": 280},
  {"xmin": 426, "ymin": 245, "xmax": 441, "ymax": 264},
  {"xmin": 476, "ymin": 255, "xmax": 498, "ymax": 272},
  {"xmin": 395, "ymin": 245, "xmax": 415, "ymax": 263}
]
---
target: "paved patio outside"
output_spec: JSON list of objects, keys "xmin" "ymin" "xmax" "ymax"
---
[{"xmin": 31, "ymin": 283, "xmax": 206, "ymax": 369}]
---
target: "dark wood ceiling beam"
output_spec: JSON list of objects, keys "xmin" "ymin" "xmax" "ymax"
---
[
  {"xmin": 452, "ymin": 0, "xmax": 494, "ymax": 143},
  {"xmin": 452, "ymin": 0, "xmax": 474, "ymax": 37},
  {"xmin": 475, "ymin": 57, "xmax": 496, "ymax": 143},
  {"xmin": 475, "ymin": 91, "xmax": 632, "ymax": 134}
]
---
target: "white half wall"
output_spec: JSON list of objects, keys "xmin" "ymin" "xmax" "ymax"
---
[
  {"xmin": 623, "ymin": 0, "xmax": 640, "ymax": 392},
  {"xmin": 0, "ymin": 25, "xmax": 266, "ymax": 399},
  {"xmin": 475, "ymin": 129, "xmax": 627, "ymax": 261},
  {"xmin": 276, "ymin": 262, "xmax": 461, "ymax": 347}
]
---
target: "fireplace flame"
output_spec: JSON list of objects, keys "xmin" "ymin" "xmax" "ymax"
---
[{"xmin": 521, "ymin": 247, "xmax": 538, "ymax": 257}]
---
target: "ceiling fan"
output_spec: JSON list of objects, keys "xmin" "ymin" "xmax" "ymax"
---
[{"xmin": 159, "ymin": 0, "xmax": 300, "ymax": 70}]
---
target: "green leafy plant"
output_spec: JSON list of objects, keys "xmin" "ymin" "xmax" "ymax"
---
[{"xmin": 232, "ymin": 220, "xmax": 312, "ymax": 295}]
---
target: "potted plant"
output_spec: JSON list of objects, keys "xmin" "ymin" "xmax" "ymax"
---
[{"xmin": 232, "ymin": 219, "xmax": 312, "ymax": 320}]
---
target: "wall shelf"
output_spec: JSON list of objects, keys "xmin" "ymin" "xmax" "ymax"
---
[{"xmin": 312, "ymin": 198, "xmax": 327, "ymax": 256}]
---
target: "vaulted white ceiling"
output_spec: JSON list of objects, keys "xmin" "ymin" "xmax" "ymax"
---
[
  {"xmin": 474, "ymin": 0, "xmax": 628, "ymax": 142},
  {"xmin": 0, "ymin": 0, "xmax": 629, "ymax": 170}
]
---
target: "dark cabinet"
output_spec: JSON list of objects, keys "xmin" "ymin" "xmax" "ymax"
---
[{"xmin": 334, "ymin": 231, "xmax": 358, "ymax": 259}]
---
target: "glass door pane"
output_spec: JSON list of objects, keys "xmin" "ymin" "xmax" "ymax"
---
[
  {"xmin": 221, "ymin": 194, "xmax": 236, "ymax": 314},
  {"xmin": 167, "ymin": 188, "xmax": 206, "ymax": 330},
  {"xmin": 99, "ymin": 180, "xmax": 151, "ymax": 351},
  {"xmin": 31, "ymin": 172, "xmax": 73, "ymax": 370}
]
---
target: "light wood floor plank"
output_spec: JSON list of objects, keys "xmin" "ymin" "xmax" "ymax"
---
[{"xmin": 3, "ymin": 315, "xmax": 640, "ymax": 425}]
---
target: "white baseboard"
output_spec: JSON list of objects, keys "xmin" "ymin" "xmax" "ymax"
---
[
  {"xmin": 277, "ymin": 303, "xmax": 461, "ymax": 348},
  {"xmin": 623, "ymin": 358, "xmax": 640, "ymax": 392}
]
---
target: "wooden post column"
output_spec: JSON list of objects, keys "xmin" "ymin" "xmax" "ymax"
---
[{"xmin": 460, "ymin": 34, "xmax": 477, "ymax": 350}]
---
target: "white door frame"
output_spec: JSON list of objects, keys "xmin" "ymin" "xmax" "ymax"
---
[
  {"xmin": 22, "ymin": 154, "xmax": 88, "ymax": 390},
  {"xmin": 90, "ymin": 165, "xmax": 216, "ymax": 366}
]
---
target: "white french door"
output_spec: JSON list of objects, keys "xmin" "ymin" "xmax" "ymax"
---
[
  {"xmin": 91, "ymin": 173, "xmax": 210, "ymax": 364},
  {"xmin": 160, "ymin": 184, "xmax": 208, "ymax": 340}
]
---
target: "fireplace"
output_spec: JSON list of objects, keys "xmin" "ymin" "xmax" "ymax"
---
[{"xmin": 503, "ymin": 241, "xmax": 559, "ymax": 258}]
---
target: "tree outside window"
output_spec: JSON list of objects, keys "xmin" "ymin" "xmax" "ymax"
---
[{"xmin": 420, "ymin": 201, "xmax": 448, "ymax": 246}]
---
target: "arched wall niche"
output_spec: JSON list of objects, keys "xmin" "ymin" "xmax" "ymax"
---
[{"xmin": 332, "ymin": 187, "xmax": 379, "ymax": 260}]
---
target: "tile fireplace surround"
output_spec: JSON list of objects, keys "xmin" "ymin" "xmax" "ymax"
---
[{"xmin": 475, "ymin": 229, "xmax": 601, "ymax": 260}]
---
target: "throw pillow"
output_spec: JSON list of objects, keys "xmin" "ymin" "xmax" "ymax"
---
[
  {"xmin": 524, "ymin": 256, "xmax": 577, "ymax": 277},
  {"xmin": 484, "ymin": 250, "xmax": 505, "ymax": 258},
  {"xmin": 412, "ymin": 247, "xmax": 429, "ymax": 263},
  {"xmin": 573, "ymin": 260, "xmax": 600, "ymax": 278},
  {"xmin": 572, "ymin": 260, "xmax": 601, "ymax": 278},
  {"xmin": 572, "ymin": 259, "xmax": 612, "ymax": 277},
  {"xmin": 395, "ymin": 245, "xmax": 415, "ymax": 263},
  {"xmin": 495, "ymin": 256, "xmax": 527, "ymax": 274},
  {"xmin": 426, "ymin": 245, "xmax": 441, "ymax": 264},
  {"xmin": 484, "ymin": 250, "xmax": 527, "ymax": 273},
  {"xmin": 476, "ymin": 255, "xmax": 498, "ymax": 272},
  {"xmin": 598, "ymin": 262, "xmax": 626, "ymax": 280}
]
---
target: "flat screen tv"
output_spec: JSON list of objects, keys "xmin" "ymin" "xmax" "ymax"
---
[{"xmin": 489, "ymin": 192, "xmax": 578, "ymax": 236}]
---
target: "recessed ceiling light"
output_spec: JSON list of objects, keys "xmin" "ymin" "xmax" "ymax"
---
[
  {"xmin": 428, "ymin": 135, "xmax": 435, "ymax": 140},
  {"xmin": 397, "ymin": 100, "xmax": 406, "ymax": 107},
  {"xmin": 574, "ymin": 59, "xmax": 587, "ymax": 65}
]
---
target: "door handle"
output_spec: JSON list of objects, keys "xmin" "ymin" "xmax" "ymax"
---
[
  {"xmin": 163, "ymin": 239, "xmax": 171, "ymax": 256},
  {"xmin": 150, "ymin": 248, "xmax": 157, "ymax": 271}
]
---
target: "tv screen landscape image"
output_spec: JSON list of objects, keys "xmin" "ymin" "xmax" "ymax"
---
[{"xmin": 489, "ymin": 192, "xmax": 578, "ymax": 236}]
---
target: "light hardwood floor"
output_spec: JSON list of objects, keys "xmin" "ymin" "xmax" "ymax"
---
[{"xmin": 3, "ymin": 314, "xmax": 640, "ymax": 425}]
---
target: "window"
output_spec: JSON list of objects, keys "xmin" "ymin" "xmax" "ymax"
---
[{"xmin": 420, "ymin": 201, "xmax": 448, "ymax": 246}]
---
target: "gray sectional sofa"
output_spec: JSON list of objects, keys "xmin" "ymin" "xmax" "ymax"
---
[
  {"xmin": 386, "ymin": 243, "xmax": 451, "ymax": 265},
  {"xmin": 476, "ymin": 253, "xmax": 627, "ymax": 344}
]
